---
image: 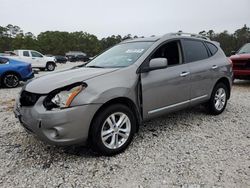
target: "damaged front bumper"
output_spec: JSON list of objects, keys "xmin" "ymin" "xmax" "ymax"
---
[{"xmin": 14, "ymin": 96, "xmax": 101, "ymax": 146}]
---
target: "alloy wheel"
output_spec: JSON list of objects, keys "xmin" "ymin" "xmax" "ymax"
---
[
  {"xmin": 214, "ymin": 88, "xmax": 226, "ymax": 111},
  {"xmin": 4, "ymin": 74, "xmax": 19, "ymax": 88},
  {"xmin": 101, "ymin": 112, "xmax": 131, "ymax": 149},
  {"xmin": 47, "ymin": 64, "xmax": 54, "ymax": 71}
]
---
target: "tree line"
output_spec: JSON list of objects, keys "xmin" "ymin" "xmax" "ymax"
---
[{"xmin": 0, "ymin": 24, "xmax": 250, "ymax": 57}]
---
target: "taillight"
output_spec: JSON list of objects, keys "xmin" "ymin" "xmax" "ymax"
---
[
  {"xmin": 228, "ymin": 58, "xmax": 232, "ymax": 65},
  {"xmin": 227, "ymin": 58, "xmax": 233, "ymax": 72},
  {"xmin": 29, "ymin": 64, "xmax": 32, "ymax": 72}
]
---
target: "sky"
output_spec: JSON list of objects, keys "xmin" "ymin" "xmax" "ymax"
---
[{"xmin": 0, "ymin": 0, "xmax": 249, "ymax": 38}]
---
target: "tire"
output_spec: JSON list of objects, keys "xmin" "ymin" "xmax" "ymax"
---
[
  {"xmin": 46, "ymin": 62, "xmax": 55, "ymax": 71},
  {"xmin": 232, "ymin": 76, "xmax": 235, "ymax": 83},
  {"xmin": 207, "ymin": 83, "xmax": 229, "ymax": 115},
  {"xmin": 90, "ymin": 104, "xmax": 136, "ymax": 156},
  {"xmin": 1, "ymin": 73, "xmax": 20, "ymax": 88}
]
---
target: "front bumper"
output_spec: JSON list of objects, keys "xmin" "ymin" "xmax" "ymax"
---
[{"xmin": 14, "ymin": 96, "xmax": 101, "ymax": 146}]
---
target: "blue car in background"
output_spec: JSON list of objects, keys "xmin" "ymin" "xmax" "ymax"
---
[{"xmin": 0, "ymin": 57, "xmax": 34, "ymax": 88}]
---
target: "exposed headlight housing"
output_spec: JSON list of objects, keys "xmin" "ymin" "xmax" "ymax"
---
[{"xmin": 43, "ymin": 82, "xmax": 87, "ymax": 110}]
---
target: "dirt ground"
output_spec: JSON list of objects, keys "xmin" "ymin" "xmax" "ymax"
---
[{"xmin": 0, "ymin": 63, "xmax": 249, "ymax": 188}]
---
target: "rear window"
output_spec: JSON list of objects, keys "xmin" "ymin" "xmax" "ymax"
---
[
  {"xmin": 206, "ymin": 42, "xmax": 218, "ymax": 56},
  {"xmin": 23, "ymin": 51, "xmax": 30, "ymax": 57},
  {"xmin": 182, "ymin": 40, "xmax": 209, "ymax": 62}
]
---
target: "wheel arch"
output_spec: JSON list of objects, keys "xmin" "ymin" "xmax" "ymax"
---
[
  {"xmin": 88, "ymin": 97, "xmax": 142, "ymax": 138},
  {"xmin": 0, "ymin": 71, "xmax": 21, "ymax": 80},
  {"xmin": 46, "ymin": 61, "xmax": 56, "ymax": 66},
  {"xmin": 214, "ymin": 77, "xmax": 231, "ymax": 99}
]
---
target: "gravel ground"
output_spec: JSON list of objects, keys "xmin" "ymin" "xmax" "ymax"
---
[{"xmin": 0, "ymin": 62, "xmax": 249, "ymax": 188}]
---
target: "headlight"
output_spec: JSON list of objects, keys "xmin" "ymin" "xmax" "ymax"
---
[
  {"xmin": 43, "ymin": 83, "xmax": 86, "ymax": 110},
  {"xmin": 52, "ymin": 85, "xmax": 83, "ymax": 108}
]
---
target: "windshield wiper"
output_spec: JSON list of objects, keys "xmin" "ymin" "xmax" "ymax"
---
[
  {"xmin": 71, "ymin": 63, "xmax": 86, "ymax": 69},
  {"xmin": 86, "ymin": 65, "xmax": 104, "ymax": 68}
]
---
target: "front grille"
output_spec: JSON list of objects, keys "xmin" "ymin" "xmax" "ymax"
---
[
  {"xmin": 233, "ymin": 59, "xmax": 250, "ymax": 70},
  {"xmin": 20, "ymin": 90, "xmax": 41, "ymax": 107}
]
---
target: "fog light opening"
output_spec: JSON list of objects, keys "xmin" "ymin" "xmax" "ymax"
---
[
  {"xmin": 50, "ymin": 128, "xmax": 59, "ymax": 138},
  {"xmin": 38, "ymin": 121, "xmax": 42, "ymax": 128}
]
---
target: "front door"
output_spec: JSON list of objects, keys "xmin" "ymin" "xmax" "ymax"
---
[
  {"xmin": 30, "ymin": 51, "xmax": 45, "ymax": 68},
  {"xmin": 140, "ymin": 40, "xmax": 191, "ymax": 119}
]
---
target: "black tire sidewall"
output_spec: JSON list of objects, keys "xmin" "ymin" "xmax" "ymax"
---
[
  {"xmin": 46, "ymin": 63, "xmax": 55, "ymax": 71},
  {"xmin": 90, "ymin": 104, "xmax": 136, "ymax": 156},
  {"xmin": 2, "ymin": 73, "xmax": 20, "ymax": 88},
  {"xmin": 209, "ymin": 83, "xmax": 228, "ymax": 115}
]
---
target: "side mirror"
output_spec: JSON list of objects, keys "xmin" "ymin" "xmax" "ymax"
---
[
  {"xmin": 231, "ymin": 51, "xmax": 236, "ymax": 55},
  {"xmin": 140, "ymin": 58, "xmax": 168, "ymax": 73}
]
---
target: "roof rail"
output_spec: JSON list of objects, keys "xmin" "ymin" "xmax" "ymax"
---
[{"xmin": 169, "ymin": 32, "xmax": 210, "ymax": 40}]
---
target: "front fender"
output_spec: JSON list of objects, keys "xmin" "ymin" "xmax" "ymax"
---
[{"xmin": 71, "ymin": 86, "xmax": 135, "ymax": 106}]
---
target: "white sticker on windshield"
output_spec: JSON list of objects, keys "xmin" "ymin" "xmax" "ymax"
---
[{"xmin": 126, "ymin": 49, "xmax": 144, "ymax": 53}]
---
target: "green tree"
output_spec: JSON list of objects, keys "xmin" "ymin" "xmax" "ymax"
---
[{"xmin": 1, "ymin": 24, "xmax": 250, "ymax": 57}]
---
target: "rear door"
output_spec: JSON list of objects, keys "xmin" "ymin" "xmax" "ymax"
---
[{"xmin": 181, "ymin": 39, "xmax": 215, "ymax": 104}]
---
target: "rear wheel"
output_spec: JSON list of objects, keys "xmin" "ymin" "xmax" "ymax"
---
[
  {"xmin": 2, "ymin": 73, "xmax": 20, "ymax": 88},
  {"xmin": 90, "ymin": 104, "xmax": 136, "ymax": 156},
  {"xmin": 46, "ymin": 62, "xmax": 55, "ymax": 71},
  {"xmin": 207, "ymin": 83, "xmax": 228, "ymax": 115}
]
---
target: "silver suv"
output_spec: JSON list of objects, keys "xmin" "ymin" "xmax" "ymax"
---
[{"xmin": 14, "ymin": 33, "xmax": 233, "ymax": 156}]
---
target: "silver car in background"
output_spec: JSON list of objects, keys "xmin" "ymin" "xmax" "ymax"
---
[{"xmin": 14, "ymin": 33, "xmax": 233, "ymax": 156}]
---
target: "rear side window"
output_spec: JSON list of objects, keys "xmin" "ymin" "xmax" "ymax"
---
[
  {"xmin": 206, "ymin": 42, "xmax": 218, "ymax": 56},
  {"xmin": 0, "ymin": 58, "xmax": 9, "ymax": 64},
  {"xmin": 182, "ymin": 40, "xmax": 209, "ymax": 62},
  {"xmin": 23, "ymin": 51, "xmax": 30, "ymax": 57}
]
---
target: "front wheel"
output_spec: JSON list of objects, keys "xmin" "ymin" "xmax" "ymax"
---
[
  {"xmin": 2, "ymin": 73, "xmax": 20, "ymax": 88},
  {"xmin": 207, "ymin": 83, "xmax": 229, "ymax": 115},
  {"xmin": 46, "ymin": 62, "xmax": 55, "ymax": 71},
  {"xmin": 90, "ymin": 104, "xmax": 136, "ymax": 156}
]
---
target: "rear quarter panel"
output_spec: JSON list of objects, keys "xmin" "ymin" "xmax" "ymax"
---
[{"xmin": 208, "ymin": 49, "xmax": 233, "ymax": 97}]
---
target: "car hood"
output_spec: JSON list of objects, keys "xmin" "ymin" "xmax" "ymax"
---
[
  {"xmin": 230, "ymin": 54, "xmax": 250, "ymax": 60},
  {"xmin": 24, "ymin": 67, "xmax": 118, "ymax": 94}
]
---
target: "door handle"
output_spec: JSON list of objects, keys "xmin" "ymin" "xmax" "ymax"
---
[
  {"xmin": 180, "ymin": 71, "xmax": 190, "ymax": 77},
  {"xmin": 32, "ymin": 58, "xmax": 36, "ymax": 59},
  {"xmin": 211, "ymin": 65, "xmax": 218, "ymax": 70}
]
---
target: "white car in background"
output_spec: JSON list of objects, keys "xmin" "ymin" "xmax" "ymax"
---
[{"xmin": 8, "ymin": 50, "xmax": 56, "ymax": 71}]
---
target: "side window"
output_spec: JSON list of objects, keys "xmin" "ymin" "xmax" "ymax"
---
[
  {"xmin": 31, "ymin": 51, "xmax": 43, "ymax": 58},
  {"xmin": 0, "ymin": 58, "xmax": 8, "ymax": 64},
  {"xmin": 182, "ymin": 40, "xmax": 209, "ymax": 63},
  {"xmin": 206, "ymin": 42, "xmax": 218, "ymax": 56},
  {"xmin": 23, "ymin": 51, "xmax": 30, "ymax": 57},
  {"xmin": 0, "ymin": 58, "xmax": 4, "ymax": 64},
  {"xmin": 151, "ymin": 40, "xmax": 182, "ymax": 66}
]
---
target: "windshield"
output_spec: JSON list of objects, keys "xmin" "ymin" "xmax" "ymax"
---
[
  {"xmin": 86, "ymin": 42, "xmax": 153, "ymax": 68},
  {"xmin": 238, "ymin": 43, "xmax": 250, "ymax": 54}
]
